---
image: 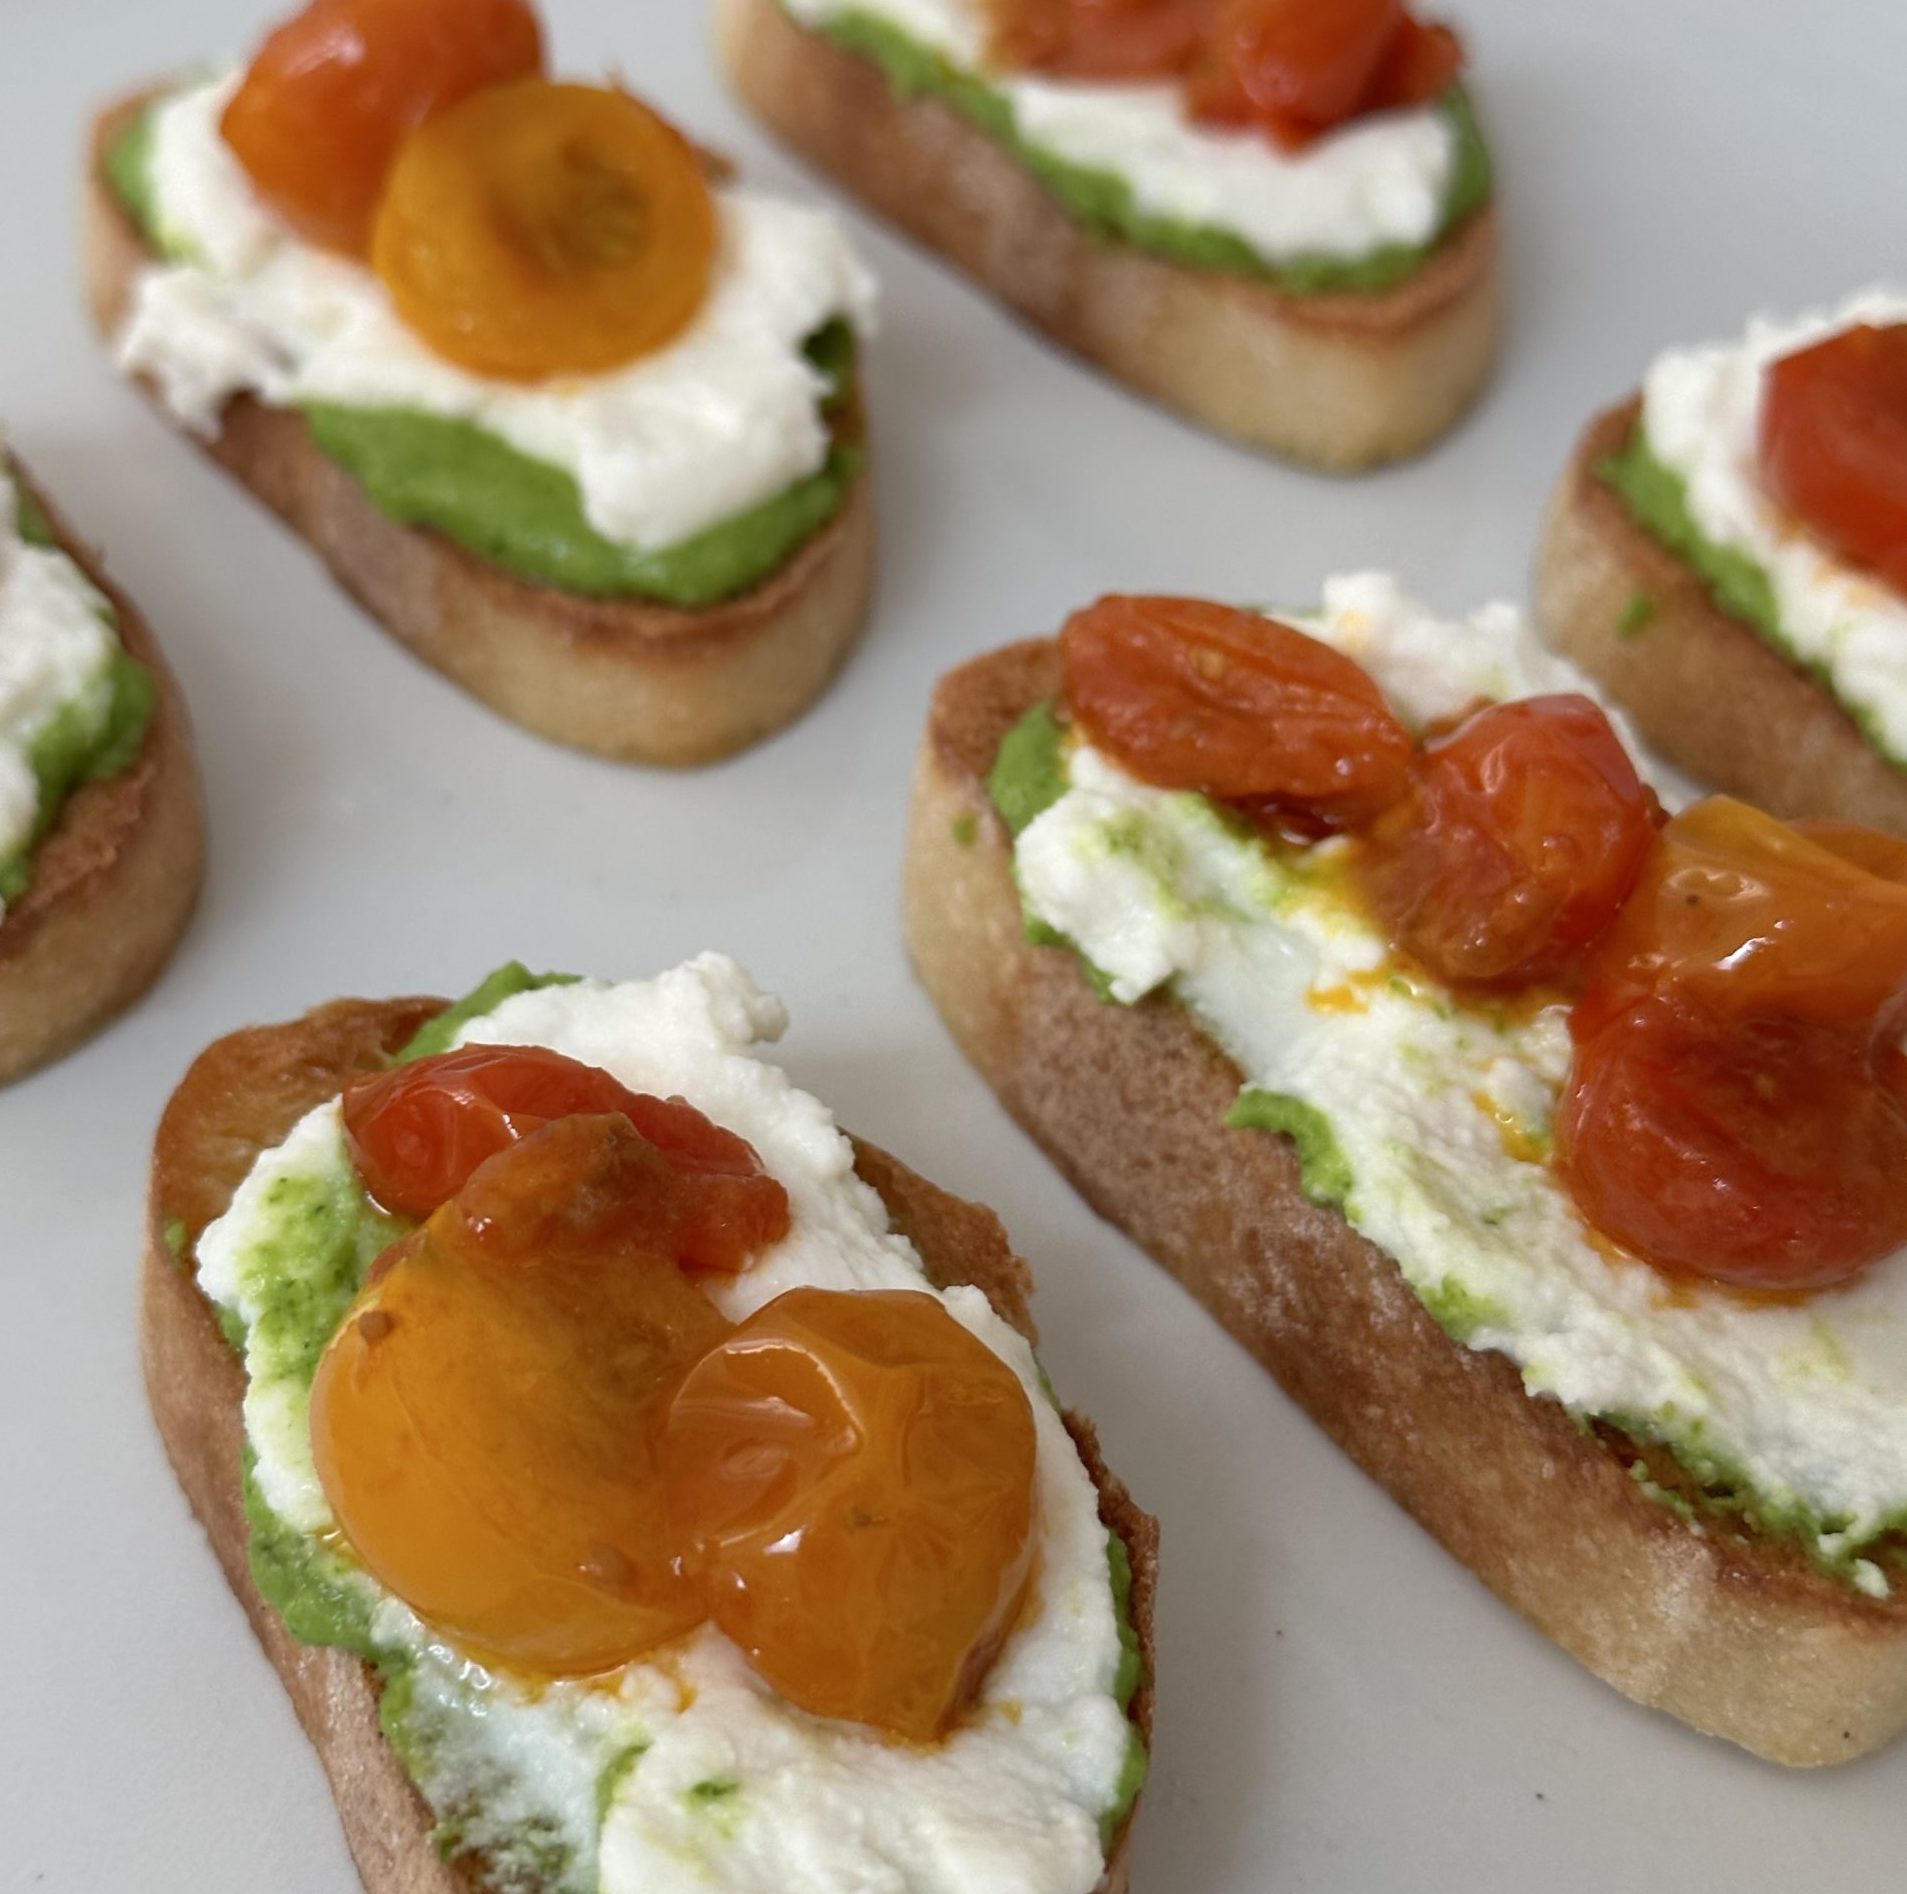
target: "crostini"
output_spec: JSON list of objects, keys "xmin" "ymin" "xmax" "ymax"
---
[
  {"xmin": 145, "ymin": 956, "xmax": 1154, "ymax": 1894},
  {"xmin": 1538, "ymin": 289, "xmax": 1907, "ymax": 835},
  {"xmin": 89, "ymin": 0, "xmax": 877, "ymax": 767},
  {"xmin": 906, "ymin": 574, "xmax": 1907, "ymax": 1765},
  {"xmin": 718, "ymin": 0, "xmax": 1498, "ymax": 469},
  {"xmin": 0, "ymin": 443, "xmax": 201, "ymax": 1081}
]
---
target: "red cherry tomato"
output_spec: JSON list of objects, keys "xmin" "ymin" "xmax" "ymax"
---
[
  {"xmin": 1575, "ymin": 799, "xmax": 1907, "ymax": 1043},
  {"xmin": 1760, "ymin": 323, "xmax": 1907, "ymax": 600},
  {"xmin": 341, "ymin": 1044, "xmax": 790, "ymax": 1271},
  {"xmin": 989, "ymin": 0, "xmax": 1217, "ymax": 79},
  {"xmin": 1558, "ymin": 995, "xmax": 1907, "ymax": 1292},
  {"xmin": 661, "ymin": 1287, "xmax": 1039, "ymax": 1740},
  {"xmin": 220, "ymin": 0, "xmax": 545, "ymax": 255},
  {"xmin": 1359, "ymin": 14, "xmax": 1465, "ymax": 112},
  {"xmin": 1359, "ymin": 695, "xmax": 1659, "ymax": 987},
  {"xmin": 1060, "ymin": 595, "xmax": 1412, "ymax": 827}
]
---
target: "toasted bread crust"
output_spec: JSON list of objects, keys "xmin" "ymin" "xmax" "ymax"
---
[
  {"xmin": 904, "ymin": 637, "xmax": 1907, "ymax": 1767},
  {"xmin": 716, "ymin": 0, "xmax": 1500, "ymax": 471},
  {"xmin": 143, "ymin": 996, "xmax": 1154, "ymax": 1894},
  {"xmin": 0, "ymin": 459, "xmax": 203, "ymax": 1082},
  {"xmin": 85, "ymin": 96, "xmax": 875, "ymax": 769},
  {"xmin": 1536, "ymin": 399, "xmax": 1907, "ymax": 835}
]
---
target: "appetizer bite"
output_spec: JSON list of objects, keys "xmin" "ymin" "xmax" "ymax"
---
[
  {"xmin": 907, "ymin": 575, "xmax": 1907, "ymax": 1763},
  {"xmin": 1539, "ymin": 289, "xmax": 1907, "ymax": 835},
  {"xmin": 146, "ymin": 957, "xmax": 1153, "ymax": 1893},
  {"xmin": 89, "ymin": 0, "xmax": 877, "ymax": 766},
  {"xmin": 719, "ymin": 0, "xmax": 1499, "ymax": 468},
  {"xmin": 0, "ymin": 441, "xmax": 201, "ymax": 1081}
]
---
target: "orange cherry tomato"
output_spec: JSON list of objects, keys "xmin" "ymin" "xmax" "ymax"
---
[
  {"xmin": 221, "ymin": 0, "xmax": 544, "ymax": 255},
  {"xmin": 1359, "ymin": 695, "xmax": 1659, "ymax": 988},
  {"xmin": 990, "ymin": 0, "xmax": 1218, "ymax": 80},
  {"xmin": 341, "ymin": 1044, "xmax": 790, "ymax": 1271},
  {"xmin": 310, "ymin": 1115, "xmax": 733, "ymax": 1675},
  {"xmin": 1760, "ymin": 323, "xmax": 1907, "ymax": 600},
  {"xmin": 1061, "ymin": 595, "xmax": 1412, "ymax": 827},
  {"xmin": 1575, "ymin": 799, "xmax": 1907, "ymax": 1044},
  {"xmin": 1793, "ymin": 819, "xmax": 1907, "ymax": 884},
  {"xmin": 660, "ymin": 1288, "xmax": 1039, "ymax": 1741},
  {"xmin": 371, "ymin": 80, "xmax": 718, "ymax": 382},
  {"xmin": 1558, "ymin": 995, "xmax": 1907, "ymax": 1292}
]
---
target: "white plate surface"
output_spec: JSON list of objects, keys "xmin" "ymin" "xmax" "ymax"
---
[{"xmin": 1, "ymin": 1, "xmax": 1902, "ymax": 1887}]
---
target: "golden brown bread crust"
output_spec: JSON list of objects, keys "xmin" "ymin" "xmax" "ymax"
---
[
  {"xmin": 904, "ymin": 636, "xmax": 1907, "ymax": 1767},
  {"xmin": 85, "ymin": 95, "xmax": 875, "ymax": 769},
  {"xmin": 716, "ymin": 0, "xmax": 1500, "ymax": 471},
  {"xmin": 1536, "ymin": 399, "xmax": 1907, "ymax": 835},
  {"xmin": 0, "ymin": 459, "xmax": 203, "ymax": 1082},
  {"xmin": 144, "ymin": 995, "xmax": 1154, "ymax": 1894}
]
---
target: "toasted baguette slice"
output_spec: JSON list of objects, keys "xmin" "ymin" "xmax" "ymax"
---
[
  {"xmin": 85, "ymin": 98, "xmax": 875, "ymax": 770},
  {"xmin": 1536, "ymin": 399, "xmax": 1907, "ymax": 836},
  {"xmin": 0, "ymin": 461, "xmax": 202, "ymax": 1082},
  {"xmin": 904, "ymin": 637, "xmax": 1907, "ymax": 1768},
  {"xmin": 144, "ymin": 993, "xmax": 1156, "ymax": 1894},
  {"xmin": 717, "ymin": 0, "xmax": 1499, "ymax": 471}
]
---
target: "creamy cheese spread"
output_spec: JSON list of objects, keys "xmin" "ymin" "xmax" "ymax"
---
[
  {"xmin": 782, "ymin": 0, "xmax": 1460, "ymax": 268},
  {"xmin": 0, "ymin": 458, "xmax": 125, "ymax": 915},
  {"xmin": 1014, "ymin": 574, "xmax": 1907, "ymax": 1586},
  {"xmin": 194, "ymin": 957, "xmax": 1136, "ymax": 1894},
  {"xmin": 116, "ymin": 74, "xmax": 877, "ymax": 554},
  {"xmin": 1638, "ymin": 286, "xmax": 1907, "ymax": 766}
]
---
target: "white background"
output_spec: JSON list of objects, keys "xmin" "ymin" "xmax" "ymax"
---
[{"xmin": 2, "ymin": 1, "xmax": 1903, "ymax": 1888}]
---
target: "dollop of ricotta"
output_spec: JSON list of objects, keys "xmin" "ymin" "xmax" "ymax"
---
[
  {"xmin": 1639, "ymin": 286, "xmax": 1907, "ymax": 766},
  {"xmin": 194, "ymin": 956, "xmax": 1133, "ymax": 1894},
  {"xmin": 0, "ymin": 456, "xmax": 120, "ymax": 913},
  {"xmin": 1015, "ymin": 576, "xmax": 1907, "ymax": 1578},
  {"xmin": 116, "ymin": 75, "xmax": 877, "ymax": 553},
  {"xmin": 781, "ymin": 0, "xmax": 1459, "ymax": 267}
]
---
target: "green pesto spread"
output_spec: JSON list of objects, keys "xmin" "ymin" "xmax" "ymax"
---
[
  {"xmin": 185, "ymin": 963, "xmax": 1150, "ymax": 1885},
  {"xmin": 0, "ymin": 482, "xmax": 156, "ymax": 902},
  {"xmin": 811, "ymin": 6, "xmax": 1492, "ymax": 294},
  {"xmin": 104, "ymin": 110, "xmax": 861, "ymax": 609},
  {"xmin": 1598, "ymin": 425, "xmax": 1905, "ymax": 769}
]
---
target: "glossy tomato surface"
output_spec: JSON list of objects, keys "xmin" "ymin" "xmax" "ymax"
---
[
  {"xmin": 371, "ymin": 80, "xmax": 717, "ymax": 380},
  {"xmin": 1360, "ymin": 695, "xmax": 1658, "ymax": 987},
  {"xmin": 220, "ymin": 0, "xmax": 544, "ymax": 254},
  {"xmin": 1061, "ymin": 595, "xmax": 1412, "ymax": 824},
  {"xmin": 1760, "ymin": 322, "xmax": 1907, "ymax": 599},
  {"xmin": 310, "ymin": 1115, "xmax": 733, "ymax": 1675},
  {"xmin": 1558, "ymin": 995, "xmax": 1907, "ymax": 1291},
  {"xmin": 660, "ymin": 1287, "xmax": 1039, "ymax": 1741},
  {"xmin": 341, "ymin": 1043, "xmax": 790, "ymax": 1269}
]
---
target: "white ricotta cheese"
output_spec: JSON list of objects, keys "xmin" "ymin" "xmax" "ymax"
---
[
  {"xmin": 117, "ymin": 74, "xmax": 877, "ymax": 553},
  {"xmin": 194, "ymin": 956, "xmax": 1132, "ymax": 1894},
  {"xmin": 0, "ymin": 457, "xmax": 120, "ymax": 914},
  {"xmin": 781, "ymin": 0, "xmax": 1458, "ymax": 267},
  {"xmin": 1014, "ymin": 578, "xmax": 1907, "ymax": 1561},
  {"xmin": 1639, "ymin": 286, "xmax": 1907, "ymax": 765}
]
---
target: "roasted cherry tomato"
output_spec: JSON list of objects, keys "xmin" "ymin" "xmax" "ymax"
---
[
  {"xmin": 660, "ymin": 1288, "xmax": 1039, "ymax": 1741},
  {"xmin": 1793, "ymin": 819, "xmax": 1907, "ymax": 884},
  {"xmin": 221, "ymin": 0, "xmax": 544, "ymax": 255},
  {"xmin": 310, "ymin": 1115, "xmax": 733, "ymax": 1675},
  {"xmin": 1760, "ymin": 323, "xmax": 1907, "ymax": 600},
  {"xmin": 1061, "ymin": 595, "xmax": 1412, "ymax": 827},
  {"xmin": 341, "ymin": 1043, "xmax": 790, "ymax": 1271},
  {"xmin": 371, "ymin": 79, "xmax": 717, "ymax": 381},
  {"xmin": 989, "ymin": 0, "xmax": 1217, "ymax": 80},
  {"xmin": 1185, "ymin": 0, "xmax": 1459, "ymax": 147},
  {"xmin": 1575, "ymin": 799, "xmax": 1907, "ymax": 1043},
  {"xmin": 1558, "ymin": 995, "xmax": 1907, "ymax": 1292},
  {"xmin": 1359, "ymin": 695, "xmax": 1658, "ymax": 987}
]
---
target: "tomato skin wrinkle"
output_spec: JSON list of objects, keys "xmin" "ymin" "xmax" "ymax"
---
[
  {"xmin": 341, "ymin": 1043, "xmax": 790, "ymax": 1269},
  {"xmin": 1060, "ymin": 594, "xmax": 1412, "ymax": 818},
  {"xmin": 221, "ymin": 0, "xmax": 545, "ymax": 255},
  {"xmin": 1559, "ymin": 996, "xmax": 1907, "ymax": 1292},
  {"xmin": 1760, "ymin": 323, "xmax": 1907, "ymax": 600}
]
